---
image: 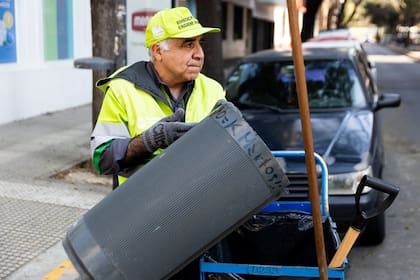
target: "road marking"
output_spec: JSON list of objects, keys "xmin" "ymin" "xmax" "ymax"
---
[{"xmin": 42, "ymin": 260, "xmax": 76, "ymax": 280}]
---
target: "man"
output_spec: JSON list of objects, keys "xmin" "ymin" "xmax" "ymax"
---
[{"xmin": 91, "ymin": 7, "xmax": 225, "ymax": 188}]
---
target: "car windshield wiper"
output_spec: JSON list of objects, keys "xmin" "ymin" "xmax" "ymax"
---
[{"xmin": 236, "ymin": 101, "xmax": 291, "ymax": 113}]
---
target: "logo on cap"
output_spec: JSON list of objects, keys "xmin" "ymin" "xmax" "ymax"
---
[{"xmin": 152, "ymin": 25, "xmax": 164, "ymax": 39}]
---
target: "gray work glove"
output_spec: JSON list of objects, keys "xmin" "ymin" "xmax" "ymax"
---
[
  {"xmin": 141, "ymin": 108, "xmax": 196, "ymax": 153},
  {"xmin": 211, "ymin": 99, "xmax": 227, "ymax": 112},
  {"xmin": 211, "ymin": 99, "xmax": 242, "ymax": 117}
]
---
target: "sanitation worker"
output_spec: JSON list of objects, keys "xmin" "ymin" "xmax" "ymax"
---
[
  {"xmin": 91, "ymin": 7, "xmax": 225, "ymax": 189},
  {"xmin": 90, "ymin": 7, "xmax": 225, "ymax": 279}
]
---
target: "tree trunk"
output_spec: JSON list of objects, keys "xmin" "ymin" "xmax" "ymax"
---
[
  {"xmin": 336, "ymin": 0, "xmax": 347, "ymax": 28},
  {"xmin": 196, "ymin": 0, "xmax": 224, "ymax": 84},
  {"xmin": 301, "ymin": 0, "xmax": 324, "ymax": 42},
  {"xmin": 90, "ymin": 0, "xmax": 126, "ymax": 127},
  {"xmin": 327, "ymin": 0, "xmax": 337, "ymax": 30}
]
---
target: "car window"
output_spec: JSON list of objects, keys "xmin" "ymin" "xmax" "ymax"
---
[{"xmin": 226, "ymin": 59, "xmax": 367, "ymax": 109}]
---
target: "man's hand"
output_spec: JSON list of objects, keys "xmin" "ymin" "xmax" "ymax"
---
[{"xmin": 141, "ymin": 108, "xmax": 196, "ymax": 152}]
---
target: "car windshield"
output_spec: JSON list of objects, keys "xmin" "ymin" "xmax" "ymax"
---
[{"xmin": 226, "ymin": 59, "xmax": 367, "ymax": 109}]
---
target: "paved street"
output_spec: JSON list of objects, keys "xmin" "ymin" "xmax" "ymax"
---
[{"xmin": 1, "ymin": 43, "xmax": 419, "ymax": 280}]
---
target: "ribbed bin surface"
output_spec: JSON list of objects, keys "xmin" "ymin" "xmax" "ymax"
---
[{"xmin": 63, "ymin": 101, "xmax": 289, "ymax": 280}]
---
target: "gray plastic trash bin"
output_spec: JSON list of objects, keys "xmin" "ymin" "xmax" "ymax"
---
[{"xmin": 63, "ymin": 101, "xmax": 289, "ymax": 280}]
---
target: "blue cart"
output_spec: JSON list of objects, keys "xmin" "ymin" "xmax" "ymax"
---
[
  {"xmin": 199, "ymin": 150, "xmax": 346, "ymax": 280},
  {"xmin": 199, "ymin": 150, "xmax": 399, "ymax": 280}
]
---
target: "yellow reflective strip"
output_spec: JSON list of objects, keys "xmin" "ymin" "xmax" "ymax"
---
[
  {"xmin": 42, "ymin": 260, "xmax": 76, "ymax": 280},
  {"xmin": 118, "ymin": 175, "xmax": 127, "ymax": 185}
]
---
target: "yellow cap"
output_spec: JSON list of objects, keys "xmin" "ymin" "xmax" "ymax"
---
[{"xmin": 145, "ymin": 7, "xmax": 220, "ymax": 48}]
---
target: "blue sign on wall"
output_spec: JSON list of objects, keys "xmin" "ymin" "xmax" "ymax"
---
[{"xmin": 0, "ymin": 0, "xmax": 16, "ymax": 63}]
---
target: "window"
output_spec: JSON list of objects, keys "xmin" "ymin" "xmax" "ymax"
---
[
  {"xmin": 43, "ymin": 0, "xmax": 73, "ymax": 61},
  {"xmin": 221, "ymin": 2, "xmax": 227, "ymax": 40},
  {"xmin": 233, "ymin": 5, "xmax": 243, "ymax": 40}
]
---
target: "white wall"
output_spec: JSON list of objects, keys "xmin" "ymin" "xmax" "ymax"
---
[
  {"xmin": 0, "ymin": 0, "xmax": 93, "ymax": 125},
  {"xmin": 274, "ymin": 6, "xmax": 290, "ymax": 49}
]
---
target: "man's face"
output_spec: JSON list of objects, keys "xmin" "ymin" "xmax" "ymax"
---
[{"xmin": 155, "ymin": 36, "xmax": 205, "ymax": 84}]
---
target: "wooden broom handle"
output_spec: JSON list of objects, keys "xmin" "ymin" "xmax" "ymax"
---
[{"xmin": 286, "ymin": 1, "xmax": 328, "ymax": 279}]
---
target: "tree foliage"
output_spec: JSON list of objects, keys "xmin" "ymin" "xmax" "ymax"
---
[
  {"xmin": 330, "ymin": 0, "xmax": 420, "ymax": 31},
  {"xmin": 325, "ymin": 0, "xmax": 363, "ymax": 29},
  {"xmin": 364, "ymin": 1, "xmax": 399, "ymax": 33},
  {"xmin": 341, "ymin": 0, "xmax": 364, "ymax": 27},
  {"xmin": 398, "ymin": 0, "xmax": 420, "ymax": 26}
]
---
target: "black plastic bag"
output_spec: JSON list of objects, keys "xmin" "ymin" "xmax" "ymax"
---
[{"xmin": 237, "ymin": 211, "xmax": 340, "ymax": 267}]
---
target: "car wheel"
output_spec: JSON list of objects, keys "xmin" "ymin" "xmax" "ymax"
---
[{"xmin": 357, "ymin": 212, "xmax": 385, "ymax": 245}]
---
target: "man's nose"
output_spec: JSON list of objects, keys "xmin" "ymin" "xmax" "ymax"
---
[{"xmin": 193, "ymin": 44, "xmax": 204, "ymax": 59}]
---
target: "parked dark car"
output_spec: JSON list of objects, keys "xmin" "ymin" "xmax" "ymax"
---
[{"xmin": 225, "ymin": 47, "xmax": 401, "ymax": 244}]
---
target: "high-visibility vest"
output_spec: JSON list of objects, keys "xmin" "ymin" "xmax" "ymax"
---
[{"xmin": 91, "ymin": 62, "xmax": 225, "ymax": 186}]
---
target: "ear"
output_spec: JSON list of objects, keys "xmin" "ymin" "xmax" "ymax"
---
[{"xmin": 151, "ymin": 44, "xmax": 163, "ymax": 62}]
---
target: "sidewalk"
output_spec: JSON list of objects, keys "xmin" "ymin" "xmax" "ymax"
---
[
  {"xmin": 385, "ymin": 42, "xmax": 420, "ymax": 61},
  {"xmin": 0, "ymin": 104, "xmax": 111, "ymax": 280}
]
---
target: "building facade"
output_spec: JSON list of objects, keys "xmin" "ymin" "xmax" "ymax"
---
[{"xmin": 0, "ymin": 0, "xmax": 92, "ymax": 125}]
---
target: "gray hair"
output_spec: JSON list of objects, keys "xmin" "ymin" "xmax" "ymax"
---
[{"xmin": 149, "ymin": 39, "xmax": 170, "ymax": 62}]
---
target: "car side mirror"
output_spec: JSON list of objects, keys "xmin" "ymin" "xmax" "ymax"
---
[{"xmin": 375, "ymin": 93, "xmax": 401, "ymax": 111}]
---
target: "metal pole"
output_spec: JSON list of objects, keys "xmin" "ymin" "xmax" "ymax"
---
[{"xmin": 285, "ymin": 1, "xmax": 328, "ymax": 279}]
